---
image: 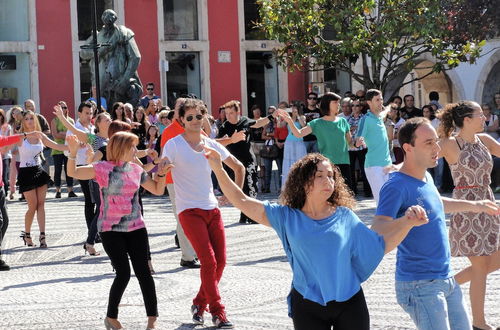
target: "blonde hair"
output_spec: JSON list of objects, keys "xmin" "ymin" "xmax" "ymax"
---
[
  {"xmin": 106, "ymin": 131, "xmax": 138, "ymax": 162},
  {"xmin": 20, "ymin": 110, "xmax": 42, "ymax": 133},
  {"xmin": 158, "ymin": 109, "xmax": 169, "ymax": 119}
]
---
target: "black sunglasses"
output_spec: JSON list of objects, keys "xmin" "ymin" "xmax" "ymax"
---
[
  {"xmin": 186, "ymin": 114, "xmax": 203, "ymax": 122},
  {"xmin": 308, "ymin": 97, "xmax": 317, "ymax": 100},
  {"xmin": 147, "ymin": 88, "xmax": 154, "ymax": 91},
  {"xmin": 61, "ymin": 106, "xmax": 68, "ymax": 110}
]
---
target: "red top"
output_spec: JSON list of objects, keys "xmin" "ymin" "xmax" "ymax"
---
[
  {"xmin": 274, "ymin": 125, "xmax": 288, "ymax": 141},
  {"xmin": 0, "ymin": 135, "xmax": 22, "ymax": 187},
  {"xmin": 160, "ymin": 120, "xmax": 185, "ymax": 184}
]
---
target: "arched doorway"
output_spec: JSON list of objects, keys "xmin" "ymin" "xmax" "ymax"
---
[
  {"xmin": 384, "ymin": 57, "xmax": 463, "ymax": 107},
  {"xmin": 481, "ymin": 59, "xmax": 500, "ymax": 107}
]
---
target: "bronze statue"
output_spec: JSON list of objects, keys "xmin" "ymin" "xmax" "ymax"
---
[{"xmin": 81, "ymin": 9, "xmax": 142, "ymax": 107}]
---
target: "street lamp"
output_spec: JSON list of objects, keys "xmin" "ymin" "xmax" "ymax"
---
[{"xmin": 79, "ymin": 0, "xmax": 109, "ymax": 111}]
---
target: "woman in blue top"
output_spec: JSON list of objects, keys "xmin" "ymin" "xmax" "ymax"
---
[{"xmin": 203, "ymin": 150, "xmax": 428, "ymax": 330}]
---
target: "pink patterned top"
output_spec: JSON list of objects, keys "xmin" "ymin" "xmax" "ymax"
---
[{"xmin": 93, "ymin": 161, "xmax": 148, "ymax": 232}]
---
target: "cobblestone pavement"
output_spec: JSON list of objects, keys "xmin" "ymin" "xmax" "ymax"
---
[{"xmin": 0, "ymin": 190, "xmax": 498, "ymax": 330}]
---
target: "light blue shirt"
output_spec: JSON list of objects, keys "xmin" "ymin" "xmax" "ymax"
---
[
  {"xmin": 357, "ymin": 111, "xmax": 391, "ymax": 167},
  {"xmin": 286, "ymin": 121, "xmax": 303, "ymax": 142},
  {"xmin": 376, "ymin": 172, "xmax": 451, "ymax": 281},
  {"xmin": 264, "ymin": 202, "xmax": 385, "ymax": 313}
]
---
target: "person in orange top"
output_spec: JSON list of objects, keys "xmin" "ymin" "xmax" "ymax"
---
[{"xmin": 160, "ymin": 98, "xmax": 200, "ymax": 268}]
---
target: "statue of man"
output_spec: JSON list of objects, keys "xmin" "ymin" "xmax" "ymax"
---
[{"xmin": 81, "ymin": 9, "xmax": 142, "ymax": 107}]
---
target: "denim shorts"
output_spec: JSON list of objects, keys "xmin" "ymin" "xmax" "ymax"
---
[{"xmin": 395, "ymin": 277, "xmax": 470, "ymax": 330}]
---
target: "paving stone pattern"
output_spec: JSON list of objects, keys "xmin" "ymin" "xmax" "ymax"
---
[{"xmin": 0, "ymin": 192, "xmax": 498, "ymax": 329}]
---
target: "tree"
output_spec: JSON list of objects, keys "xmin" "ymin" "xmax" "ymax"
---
[{"xmin": 258, "ymin": 0, "xmax": 499, "ymax": 95}]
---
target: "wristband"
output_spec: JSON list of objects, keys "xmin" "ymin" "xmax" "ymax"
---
[
  {"xmin": 157, "ymin": 173, "xmax": 165, "ymax": 178},
  {"xmin": 266, "ymin": 114, "xmax": 274, "ymax": 121},
  {"xmin": 67, "ymin": 155, "xmax": 77, "ymax": 161}
]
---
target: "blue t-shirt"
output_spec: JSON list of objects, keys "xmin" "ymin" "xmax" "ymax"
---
[
  {"xmin": 87, "ymin": 97, "xmax": 107, "ymax": 111},
  {"xmin": 264, "ymin": 202, "xmax": 385, "ymax": 311},
  {"xmin": 357, "ymin": 111, "xmax": 391, "ymax": 167},
  {"xmin": 140, "ymin": 95, "xmax": 160, "ymax": 108},
  {"xmin": 376, "ymin": 172, "xmax": 451, "ymax": 281}
]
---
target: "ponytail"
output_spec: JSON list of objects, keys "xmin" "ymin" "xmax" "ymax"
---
[
  {"xmin": 437, "ymin": 101, "xmax": 477, "ymax": 138},
  {"xmin": 437, "ymin": 104, "xmax": 456, "ymax": 138}
]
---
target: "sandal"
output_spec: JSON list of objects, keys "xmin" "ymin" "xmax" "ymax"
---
[
  {"xmin": 20, "ymin": 231, "xmax": 35, "ymax": 247},
  {"xmin": 39, "ymin": 232, "xmax": 47, "ymax": 248},
  {"xmin": 83, "ymin": 243, "xmax": 100, "ymax": 256}
]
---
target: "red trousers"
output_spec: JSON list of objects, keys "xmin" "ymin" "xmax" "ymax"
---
[{"xmin": 179, "ymin": 208, "xmax": 226, "ymax": 314}]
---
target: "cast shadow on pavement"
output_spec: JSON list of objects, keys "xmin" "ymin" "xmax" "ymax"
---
[
  {"xmin": 233, "ymin": 255, "xmax": 287, "ymax": 266},
  {"xmin": 5, "ymin": 254, "xmax": 113, "ymax": 270},
  {"xmin": 1, "ymin": 273, "xmax": 115, "ymax": 291},
  {"xmin": 174, "ymin": 323, "xmax": 217, "ymax": 329}
]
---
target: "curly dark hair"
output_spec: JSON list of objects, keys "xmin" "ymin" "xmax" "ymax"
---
[{"xmin": 279, "ymin": 153, "xmax": 356, "ymax": 210}]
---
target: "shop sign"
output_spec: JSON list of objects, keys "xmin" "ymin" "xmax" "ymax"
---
[{"xmin": 0, "ymin": 55, "xmax": 16, "ymax": 70}]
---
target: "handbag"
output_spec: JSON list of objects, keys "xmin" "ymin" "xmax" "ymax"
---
[{"xmin": 260, "ymin": 139, "xmax": 279, "ymax": 159}]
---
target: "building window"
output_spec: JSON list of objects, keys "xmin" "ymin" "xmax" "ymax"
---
[
  {"xmin": 77, "ymin": 0, "xmax": 114, "ymax": 41},
  {"xmin": 0, "ymin": 53, "xmax": 31, "ymax": 106},
  {"xmin": 324, "ymin": 68, "xmax": 351, "ymax": 96},
  {"xmin": 0, "ymin": 0, "xmax": 29, "ymax": 41},
  {"xmin": 165, "ymin": 52, "xmax": 201, "ymax": 107},
  {"xmin": 163, "ymin": 0, "xmax": 198, "ymax": 40},
  {"xmin": 244, "ymin": 0, "xmax": 266, "ymax": 40},
  {"xmin": 246, "ymin": 52, "xmax": 279, "ymax": 112}
]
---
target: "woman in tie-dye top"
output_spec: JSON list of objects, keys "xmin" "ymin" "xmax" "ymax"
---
[{"xmin": 66, "ymin": 132, "xmax": 172, "ymax": 330}]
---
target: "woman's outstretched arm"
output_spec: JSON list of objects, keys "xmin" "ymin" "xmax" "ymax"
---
[{"xmin": 204, "ymin": 146, "xmax": 270, "ymax": 227}]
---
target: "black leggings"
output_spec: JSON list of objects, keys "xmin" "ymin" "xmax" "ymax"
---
[
  {"xmin": 335, "ymin": 163, "xmax": 352, "ymax": 191},
  {"xmin": 290, "ymin": 287, "xmax": 369, "ymax": 330},
  {"xmin": 101, "ymin": 228, "xmax": 158, "ymax": 318},
  {"xmin": 79, "ymin": 179, "xmax": 96, "ymax": 229}
]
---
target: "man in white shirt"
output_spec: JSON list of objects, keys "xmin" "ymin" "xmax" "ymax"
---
[
  {"xmin": 65, "ymin": 102, "xmax": 96, "ymax": 234},
  {"xmin": 162, "ymin": 99, "xmax": 243, "ymax": 329}
]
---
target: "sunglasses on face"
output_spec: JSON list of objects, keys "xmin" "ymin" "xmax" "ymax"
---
[
  {"xmin": 61, "ymin": 106, "xmax": 68, "ymax": 110},
  {"xmin": 186, "ymin": 114, "xmax": 203, "ymax": 122},
  {"xmin": 147, "ymin": 88, "xmax": 154, "ymax": 91},
  {"xmin": 308, "ymin": 97, "xmax": 317, "ymax": 100}
]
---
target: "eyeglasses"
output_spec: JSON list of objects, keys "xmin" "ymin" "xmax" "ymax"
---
[
  {"xmin": 308, "ymin": 97, "xmax": 317, "ymax": 100},
  {"xmin": 147, "ymin": 88, "xmax": 154, "ymax": 91},
  {"xmin": 353, "ymin": 105, "xmax": 362, "ymax": 107},
  {"xmin": 61, "ymin": 106, "xmax": 68, "ymax": 110},
  {"xmin": 186, "ymin": 114, "xmax": 203, "ymax": 122}
]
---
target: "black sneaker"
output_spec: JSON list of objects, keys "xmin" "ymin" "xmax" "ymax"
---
[
  {"xmin": 68, "ymin": 191, "xmax": 78, "ymax": 198},
  {"xmin": 0, "ymin": 259, "xmax": 10, "ymax": 271},
  {"xmin": 212, "ymin": 313, "xmax": 234, "ymax": 329},
  {"xmin": 180, "ymin": 259, "xmax": 201, "ymax": 269},
  {"xmin": 191, "ymin": 305, "xmax": 204, "ymax": 325},
  {"xmin": 55, "ymin": 191, "xmax": 61, "ymax": 199}
]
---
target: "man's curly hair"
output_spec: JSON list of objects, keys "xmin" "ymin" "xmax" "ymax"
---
[{"xmin": 279, "ymin": 153, "xmax": 356, "ymax": 210}]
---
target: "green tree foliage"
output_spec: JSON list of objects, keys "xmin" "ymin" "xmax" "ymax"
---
[{"xmin": 258, "ymin": 0, "xmax": 499, "ymax": 94}]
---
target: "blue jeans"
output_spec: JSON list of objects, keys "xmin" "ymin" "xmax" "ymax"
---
[
  {"xmin": 303, "ymin": 140, "xmax": 318, "ymax": 153},
  {"xmin": 395, "ymin": 277, "xmax": 470, "ymax": 330}
]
